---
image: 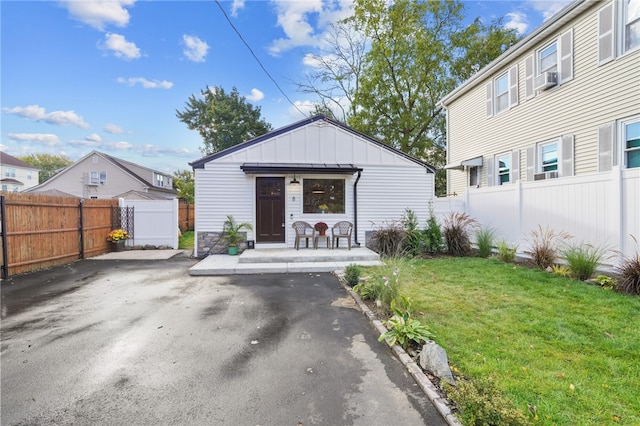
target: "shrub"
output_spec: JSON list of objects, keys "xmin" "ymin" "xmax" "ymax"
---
[
  {"xmin": 616, "ymin": 248, "xmax": 640, "ymax": 295},
  {"xmin": 353, "ymin": 266, "xmax": 400, "ymax": 314},
  {"xmin": 445, "ymin": 376, "xmax": 533, "ymax": 426},
  {"xmin": 378, "ymin": 297, "xmax": 434, "ymax": 350},
  {"xmin": 551, "ymin": 264, "xmax": 572, "ymax": 277},
  {"xmin": 475, "ymin": 227, "xmax": 495, "ymax": 258},
  {"xmin": 561, "ymin": 242, "xmax": 608, "ymax": 281},
  {"xmin": 369, "ymin": 220, "xmax": 406, "ymax": 258},
  {"xmin": 496, "ymin": 240, "xmax": 517, "ymax": 263},
  {"xmin": 343, "ymin": 263, "xmax": 361, "ymax": 287},
  {"xmin": 442, "ymin": 212, "xmax": 478, "ymax": 257},
  {"xmin": 423, "ymin": 206, "xmax": 443, "ymax": 255},
  {"xmin": 593, "ymin": 274, "xmax": 617, "ymax": 290},
  {"xmin": 401, "ymin": 208, "xmax": 422, "ymax": 257},
  {"xmin": 525, "ymin": 225, "xmax": 571, "ymax": 269}
]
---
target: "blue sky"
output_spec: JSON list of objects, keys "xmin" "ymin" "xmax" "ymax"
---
[{"xmin": 1, "ymin": 0, "xmax": 571, "ymax": 175}]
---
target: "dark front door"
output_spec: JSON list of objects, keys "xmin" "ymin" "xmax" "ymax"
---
[{"xmin": 255, "ymin": 177, "xmax": 285, "ymax": 243}]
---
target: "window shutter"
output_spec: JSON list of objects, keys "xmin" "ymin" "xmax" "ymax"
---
[
  {"xmin": 598, "ymin": 3, "xmax": 614, "ymax": 65},
  {"xmin": 526, "ymin": 145, "xmax": 536, "ymax": 181},
  {"xmin": 561, "ymin": 135, "xmax": 574, "ymax": 177},
  {"xmin": 525, "ymin": 54, "xmax": 535, "ymax": 99},
  {"xmin": 598, "ymin": 123, "xmax": 614, "ymax": 171},
  {"xmin": 486, "ymin": 81, "xmax": 493, "ymax": 117},
  {"xmin": 486, "ymin": 157, "xmax": 494, "ymax": 186},
  {"xmin": 511, "ymin": 149, "xmax": 520, "ymax": 182},
  {"xmin": 509, "ymin": 65, "xmax": 519, "ymax": 108},
  {"xmin": 559, "ymin": 29, "xmax": 573, "ymax": 83}
]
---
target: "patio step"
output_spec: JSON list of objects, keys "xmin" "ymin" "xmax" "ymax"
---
[{"xmin": 238, "ymin": 247, "xmax": 380, "ymax": 264}]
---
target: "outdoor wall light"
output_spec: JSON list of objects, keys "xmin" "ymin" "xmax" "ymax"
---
[{"xmin": 290, "ymin": 174, "xmax": 300, "ymax": 185}]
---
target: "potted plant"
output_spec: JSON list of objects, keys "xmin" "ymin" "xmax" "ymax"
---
[
  {"xmin": 107, "ymin": 229, "xmax": 129, "ymax": 252},
  {"xmin": 314, "ymin": 221, "xmax": 328, "ymax": 236},
  {"xmin": 223, "ymin": 215, "xmax": 253, "ymax": 255}
]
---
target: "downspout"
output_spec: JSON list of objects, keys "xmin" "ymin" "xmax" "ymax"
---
[{"xmin": 353, "ymin": 170, "xmax": 361, "ymax": 247}]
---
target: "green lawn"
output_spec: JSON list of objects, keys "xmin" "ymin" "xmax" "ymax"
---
[
  {"xmin": 367, "ymin": 257, "xmax": 640, "ymax": 425},
  {"xmin": 179, "ymin": 230, "xmax": 194, "ymax": 250}
]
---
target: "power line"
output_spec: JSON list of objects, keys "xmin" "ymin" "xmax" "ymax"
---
[{"xmin": 213, "ymin": 0, "xmax": 306, "ymax": 117}]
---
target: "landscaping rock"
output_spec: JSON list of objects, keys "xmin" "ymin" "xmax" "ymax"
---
[{"xmin": 419, "ymin": 340, "xmax": 455, "ymax": 386}]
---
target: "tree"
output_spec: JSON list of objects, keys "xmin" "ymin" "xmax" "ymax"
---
[
  {"xmin": 176, "ymin": 86, "xmax": 273, "ymax": 155},
  {"xmin": 329, "ymin": 0, "xmax": 518, "ymax": 196},
  {"xmin": 17, "ymin": 153, "xmax": 73, "ymax": 183},
  {"xmin": 295, "ymin": 19, "xmax": 368, "ymax": 123},
  {"xmin": 173, "ymin": 169, "xmax": 194, "ymax": 204}
]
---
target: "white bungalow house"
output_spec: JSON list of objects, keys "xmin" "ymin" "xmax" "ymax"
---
[
  {"xmin": 438, "ymin": 0, "xmax": 640, "ymax": 261},
  {"xmin": 0, "ymin": 152, "xmax": 40, "ymax": 192},
  {"xmin": 190, "ymin": 115, "xmax": 436, "ymax": 256}
]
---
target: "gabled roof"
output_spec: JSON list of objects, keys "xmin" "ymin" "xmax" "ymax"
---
[
  {"xmin": 0, "ymin": 151, "xmax": 40, "ymax": 170},
  {"xmin": 439, "ymin": 0, "xmax": 588, "ymax": 107},
  {"xmin": 189, "ymin": 115, "xmax": 435, "ymax": 173}
]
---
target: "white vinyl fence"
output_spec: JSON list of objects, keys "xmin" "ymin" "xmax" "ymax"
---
[
  {"xmin": 435, "ymin": 167, "xmax": 640, "ymax": 266},
  {"xmin": 119, "ymin": 198, "xmax": 179, "ymax": 249}
]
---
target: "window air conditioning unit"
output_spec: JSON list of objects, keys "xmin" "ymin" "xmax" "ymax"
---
[
  {"xmin": 534, "ymin": 71, "xmax": 557, "ymax": 91},
  {"xmin": 534, "ymin": 171, "xmax": 559, "ymax": 181}
]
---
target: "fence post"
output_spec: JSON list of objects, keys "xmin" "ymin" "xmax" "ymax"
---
[
  {"xmin": 1, "ymin": 195, "xmax": 8, "ymax": 279},
  {"xmin": 79, "ymin": 199, "xmax": 85, "ymax": 259}
]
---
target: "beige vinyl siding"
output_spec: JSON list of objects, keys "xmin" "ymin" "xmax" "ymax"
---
[{"xmin": 447, "ymin": 1, "xmax": 640, "ymax": 196}]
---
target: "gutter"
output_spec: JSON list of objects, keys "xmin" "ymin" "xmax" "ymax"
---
[{"xmin": 353, "ymin": 170, "xmax": 362, "ymax": 247}]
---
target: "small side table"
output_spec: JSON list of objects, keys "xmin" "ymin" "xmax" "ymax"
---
[{"xmin": 314, "ymin": 234, "xmax": 331, "ymax": 249}]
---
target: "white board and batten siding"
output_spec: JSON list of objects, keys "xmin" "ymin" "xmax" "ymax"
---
[{"xmin": 193, "ymin": 118, "xmax": 435, "ymax": 249}]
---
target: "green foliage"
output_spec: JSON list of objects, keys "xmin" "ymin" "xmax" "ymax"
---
[
  {"xmin": 442, "ymin": 212, "xmax": 478, "ymax": 257},
  {"xmin": 616, "ymin": 251, "xmax": 640, "ymax": 295},
  {"xmin": 353, "ymin": 265, "xmax": 401, "ymax": 314},
  {"xmin": 423, "ymin": 205, "xmax": 443, "ymax": 255},
  {"xmin": 593, "ymin": 274, "xmax": 617, "ymax": 290},
  {"xmin": 496, "ymin": 240, "xmax": 517, "ymax": 263},
  {"xmin": 445, "ymin": 376, "xmax": 532, "ymax": 426},
  {"xmin": 176, "ymin": 86, "xmax": 272, "ymax": 155},
  {"xmin": 179, "ymin": 231, "xmax": 194, "ymax": 250},
  {"xmin": 173, "ymin": 169, "xmax": 194, "ymax": 203},
  {"xmin": 369, "ymin": 220, "xmax": 406, "ymax": 258},
  {"xmin": 525, "ymin": 225, "xmax": 572, "ymax": 270},
  {"xmin": 222, "ymin": 215, "xmax": 252, "ymax": 247},
  {"xmin": 379, "ymin": 297, "xmax": 434, "ymax": 350},
  {"xmin": 17, "ymin": 153, "xmax": 74, "ymax": 183},
  {"xmin": 561, "ymin": 242, "xmax": 608, "ymax": 281},
  {"xmin": 344, "ymin": 263, "xmax": 362, "ymax": 287},
  {"xmin": 401, "ymin": 208, "xmax": 421, "ymax": 257},
  {"xmin": 475, "ymin": 227, "xmax": 495, "ymax": 258},
  {"xmin": 551, "ymin": 264, "xmax": 572, "ymax": 277}
]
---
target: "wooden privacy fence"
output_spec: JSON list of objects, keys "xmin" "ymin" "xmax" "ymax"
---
[
  {"xmin": 0, "ymin": 193, "xmax": 118, "ymax": 278},
  {"xmin": 179, "ymin": 202, "xmax": 194, "ymax": 232}
]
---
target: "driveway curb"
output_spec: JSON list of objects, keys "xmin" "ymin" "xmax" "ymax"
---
[{"xmin": 336, "ymin": 274, "xmax": 462, "ymax": 426}]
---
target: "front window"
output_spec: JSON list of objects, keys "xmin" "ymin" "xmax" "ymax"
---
[
  {"xmin": 494, "ymin": 73, "xmax": 509, "ymax": 114},
  {"xmin": 156, "ymin": 173, "xmax": 165, "ymax": 187},
  {"xmin": 538, "ymin": 42, "xmax": 558, "ymax": 74},
  {"xmin": 469, "ymin": 166, "xmax": 479, "ymax": 187},
  {"xmin": 540, "ymin": 141, "xmax": 559, "ymax": 172},
  {"xmin": 624, "ymin": 0, "xmax": 640, "ymax": 52},
  {"xmin": 5, "ymin": 168, "xmax": 16, "ymax": 177},
  {"xmin": 496, "ymin": 153, "xmax": 511, "ymax": 185},
  {"xmin": 624, "ymin": 119, "xmax": 640, "ymax": 168},
  {"xmin": 303, "ymin": 178, "xmax": 345, "ymax": 214}
]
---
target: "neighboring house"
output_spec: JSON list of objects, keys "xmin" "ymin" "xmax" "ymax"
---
[
  {"xmin": 190, "ymin": 115, "xmax": 435, "ymax": 256},
  {"xmin": 0, "ymin": 152, "xmax": 40, "ymax": 192},
  {"xmin": 438, "ymin": 0, "xmax": 640, "ymax": 260},
  {"xmin": 27, "ymin": 150, "xmax": 176, "ymax": 199}
]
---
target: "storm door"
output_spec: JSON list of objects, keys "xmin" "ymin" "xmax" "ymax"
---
[{"xmin": 255, "ymin": 177, "xmax": 285, "ymax": 243}]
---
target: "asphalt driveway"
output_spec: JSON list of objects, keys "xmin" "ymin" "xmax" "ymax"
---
[{"xmin": 1, "ymin": 255, "xmax": 447, "ymax": 425}]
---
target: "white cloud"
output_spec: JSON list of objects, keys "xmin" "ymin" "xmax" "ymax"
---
[
  {"xmin": 102, "ymin": 33, "xmax": 141, "ymax": 60},
  {"xmin": 527, "ymin": 0, "xmax": 573, "ymax": 21},
  {"xmin": 245, "ymin": 88, "xmax": 265, "ymax": 102},
  {"xmin": 104, "ymin": 124, "xmax": 128, "ymax": 134},
  {"xmin": 504, "ymin": 11, "xmax": 529, "ymax": 35},
  {"xmin": 8, "ymin": 133, "xmax": 61, "ymax": 147},
  {"xmin": 182, "ymin": 35, "xmax": 209, "ymax": 63},
  {"xmin": 287, "ymin": 100, "xmax": 317, "ymax": 121},
  {"xmin": 3, "ymin": 105, "xmax": 90, "ymax": 128},
  {"xmin": 63, "ymin": 0, "xmax": 135, "ymax": 31},
  {"xmin": 85, "ymin": 133, "xmax": 102, "ymax": 143},
  {"xmin": 231, "ymin": 0, "xmax": 245, "ymax": 17},
  {"xmin": 117, "ymin": 77, "xmax": 173, "ymax": 89}
]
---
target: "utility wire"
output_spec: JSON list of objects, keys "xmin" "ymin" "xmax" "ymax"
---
[{"xmin": 213, "ymin": 0, "xmax": 306, "ymax": 117}]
